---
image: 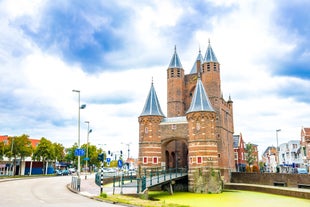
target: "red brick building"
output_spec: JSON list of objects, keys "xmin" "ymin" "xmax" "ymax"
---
[
  {"xmin": 233, "ymin": 133, "xmax": 259, "ymax": 172},
  {"xmin": 138, "ymin": 41, "xmax": 235, "ymax": 193},
  {"xmin": 233, "ymin": 133, "xmax": 247, "ymax": 172}
]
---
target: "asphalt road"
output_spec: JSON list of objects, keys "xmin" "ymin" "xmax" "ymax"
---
[{"xmin": 0, "ymin": 176, "xmax": 125, "ymax": 207}]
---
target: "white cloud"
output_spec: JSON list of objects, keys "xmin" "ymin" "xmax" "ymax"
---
[{"xmin": 0, "ymin": 0, "xmax": 309, "ymax": 159}]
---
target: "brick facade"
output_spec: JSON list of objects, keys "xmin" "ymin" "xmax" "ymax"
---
[{"xmin": 138, "ymin": 43, "xmax": 235, "ymax": 193}]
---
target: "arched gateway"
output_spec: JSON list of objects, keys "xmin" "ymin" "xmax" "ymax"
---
[{"xmin": 138, "ymin": 42, "xmax": 235, "ymax": 193}]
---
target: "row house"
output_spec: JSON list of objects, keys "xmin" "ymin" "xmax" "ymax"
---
[
  {"xmin": 233, "ymin": 133, "xmax": 259, "ymax": 172},
  {"xmin": 278, "ymin": 140, "xmax": 303, "ymax": 173},
  {"xmin": 261, "ymin": 146, "xmax": 277, "ymax": 173},
  {"xmin": 301, "ymin": 127, "xmax": 310, "ymax": 171}
]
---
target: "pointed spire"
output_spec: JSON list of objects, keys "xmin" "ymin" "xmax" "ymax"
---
[
  {"xmin": 204, "ymin": 39, "xmax": 218, "ymax": 62},
  {"xmin": 227, "ymin": 94, "xmax": 233, "ymax": 104},
  {"xmin": 190, "ymin": 48, "xmax": 204, "ymax": 74},
  {"xmin": 186, "ymin": 77, "xmax": 214, "ymax": 113},
  {"xmin": 140, "ymin": 81, "xmax": 165, "ymax": 117},
  {"xmin": 168, "ymin": 45, "xmax": 183, "ymax": 68}
]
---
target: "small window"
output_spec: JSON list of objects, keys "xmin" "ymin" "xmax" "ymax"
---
[
  {"xmin": 196, "ymin": 122, "xmax": 200, "ymax": 131},
  {"xmin": 177, "ymin": 69, "xmax": 181, "ymax": 77},
  {"xmin": 171, "ymin": 70, "xmax": 174, "ymax": 77},
  {"xmin": 145, "ymin": 127, "xmax": 148, "ymax": 134},
  {"xmin": 197, "ymin": 156, "xmax": 202, "ymax": 164},
  {"xmin": 171, "ymin": 124, "xmax": 176, "ymax": 130},
  {"xmin": 153, "ymin": 157, "xmax": 158, "ymax": 164},
  {"xmin": 143, "ymin": 157, "xmax": 148, "ymax": 164},
  {"xmin": 218, "ymin": 153, "xmax": 221, "ymax": 158}
]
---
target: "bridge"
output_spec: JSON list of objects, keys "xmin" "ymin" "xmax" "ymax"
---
[{"xmin": 96, "ymin": 168, "xmax": 188, "ymax": 194}]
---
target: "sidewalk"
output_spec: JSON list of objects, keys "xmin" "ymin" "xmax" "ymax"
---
[{"xmin": 69, "ymin": 173, "xmax": 137, "ymax": 198}]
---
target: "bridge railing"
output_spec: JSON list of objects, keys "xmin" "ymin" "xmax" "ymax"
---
[
  {"xmin": 96, "ymin": 167, "xmax": 188, "ymax": 194},
  {"xmin": 137, "ymin": 167, "xmax": 188, "ymax": 192}
]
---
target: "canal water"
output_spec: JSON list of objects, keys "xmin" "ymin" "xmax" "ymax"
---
[{"xmin": 150, "ymin": 190, "xmax": 310, "ymax": 207}]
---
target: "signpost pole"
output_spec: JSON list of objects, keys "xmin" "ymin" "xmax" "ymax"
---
[{"xmin": 100, "ymin": 160, "xmax": 104, "ymax": 194}]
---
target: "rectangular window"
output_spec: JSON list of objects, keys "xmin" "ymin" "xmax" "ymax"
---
[
  {"xmin": 234, "ymin": 152, "xmax": 238, "ymax": 160},
  {"xmin": 153, "ymin": 157, "xmax": 158, "ymax": 164},
  {"xmin": 177, "ymin": 69, "xmax": 181, "ymax": 77},
  {"xmin": 143, "ymin": 157, "xmax": 148, "ymax": 164},
  {"xmin": 171, "ymin": 124, "xmax": 176, "ymax": 130},
  {"xmin": 190, "ymin": 157, "xmax": 193, "ymax": 164},
  {"xmin": 197, "ymin": 156, "xmax": 202, "ymax": 164}
]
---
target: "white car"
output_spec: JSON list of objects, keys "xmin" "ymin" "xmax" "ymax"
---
[{"xmin": 68, "ymin": 168, "xmax": 76, "ymax": 173}]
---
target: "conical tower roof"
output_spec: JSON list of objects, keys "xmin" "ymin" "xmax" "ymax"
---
[
  {"xmin": 204, "ymin": 40, "xmax": 218, "ymax": 63},
  {"xmin": 140, "ymin": 81, "xmax": 165, "ymax": 117},
  {"xmin": 190, "ymin": 48, "xmax": 203, "ymax": 74},
  {"xmin": 168, "ymin": 46, "xmax": 183, "ymax": 68},
  {"xmin": 186, "ymin": 77, "xmax": 214, "ymax": 113}
]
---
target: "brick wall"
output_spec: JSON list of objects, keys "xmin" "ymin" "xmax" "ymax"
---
[{"xmin": 231, "ymin": 172, "xmax": 310, "ymax": 187}]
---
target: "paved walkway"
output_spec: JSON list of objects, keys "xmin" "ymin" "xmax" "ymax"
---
[{"xmin": 72, "ymin": 173, "xmax": 137, "ymax": 198}]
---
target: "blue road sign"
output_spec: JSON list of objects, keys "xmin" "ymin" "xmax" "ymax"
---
[
  {"xmin": 106, "ymin": 158, "xmax": 111, "ymax": 163},
  {"xmin": 118, "ymin": 159, "xmax": 123, "ymax": 168},
  {"xmin": 74, "ymin": 148, "xmax": 85, "ymax": 156},
  {"xmin": 84, "ymin": 157, "xmax": 90, "ymax": 161}
]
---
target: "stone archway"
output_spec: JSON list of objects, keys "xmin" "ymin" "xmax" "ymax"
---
[{"xmin": 163, "ymin": 139, "xmax": 188, "ymax": 169}]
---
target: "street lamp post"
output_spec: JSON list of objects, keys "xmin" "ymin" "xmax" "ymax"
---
[
  {"xmin": 72, "ymin": 89, "xmax": 86, "ymax": 180},
  {"xmin": 121, "ymin": 142, "xmax": 131, "ymax": 161},
  {"xmin": 276, "ymin": 129, "xmax": 281, "ymax": 169},
  {"xmin": 84, "ymin": 121, "xmax": 92, "ymax": 179}
]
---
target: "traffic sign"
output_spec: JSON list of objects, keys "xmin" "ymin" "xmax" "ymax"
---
[
  {"xmin": 74, "ymin": 148, "xmax": 85, "ymax": 156},
  {"xmin": 106, "ymin": 158, "xmax": 111, "ymax": 163},
  {"xmin": 84, "ymin": 157, "xmax": 90, "ymax": 161},
  {"xmin": 118, "ymin": 159, "xmax": 123, "ymax": 168}
]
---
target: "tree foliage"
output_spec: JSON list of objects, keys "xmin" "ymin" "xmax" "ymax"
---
[
  {"xmin": 33, "ymin": 137, "xmax": 55, "ymax": 161},
  {"xmin": 245, "ymin": 143, "xmax": 256, "ymax": 166},
  {"xmin": 5, "ymin": 134, "xmax": 32, "ymax": 160},
  {"xmin": 53, "ymin": 142, "xmax": 65, "ymax": 162}
]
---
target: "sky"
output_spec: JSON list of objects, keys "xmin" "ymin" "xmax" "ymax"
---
[{"xmin": 0, "ymin": 0, "xmax": 310, "ymax": 158}]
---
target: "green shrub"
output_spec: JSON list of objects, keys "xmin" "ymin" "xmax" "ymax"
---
[{"xmin": 100, "ymin": 192, "xmax": 107, "ymax": 198}]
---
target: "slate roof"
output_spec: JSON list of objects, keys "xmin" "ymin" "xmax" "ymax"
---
[
  {"xmin": 168, "ymin": 46, "xmax": 183, "ymax": 68},
  {"xmin": 186, "ymin": 77, "xmax": 214, "ymax": 113},
  {"xmin": 140, "ymin": 82, "xmax": 165, "ymax": 117},
  {"xmin": 190, "ymin": 48, "xmax": 204, "ymax": 74},
  {"xmin": 204, "ymin": 40, "xmax": 218, "ymax": 63}
]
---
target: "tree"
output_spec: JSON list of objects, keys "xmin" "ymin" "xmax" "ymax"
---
[
  {"xmin": 33, "ymin": 137, "xmax": 55, "ymax": 174},
  {"xmin": 53, "ymin": 142, "xmax": 65, "ymax": 162},
  {"xmin": 64, "ymin": 143, "xmax": 78, "ymax": 168},
  {"xmin": 0, "ymin": 141, "xmax": 5, "ymax": 160},
  {"xmin": 15, "ymin": 134, "xmax": 33, "ymax": 160},
  {"xmin": 245, "ymin": 143, "xmax": 256, "ymax": 171},
  {"xmin": 5, "ymin": 134, "xmax": 32, "ymax": 175}
]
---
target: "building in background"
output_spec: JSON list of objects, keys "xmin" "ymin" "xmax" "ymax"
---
[
  {"xmin": 278, "ymin": 140, "xmax": 303, "ymax": 173},
  {"xmin": 261, "ymin": 146, "xmax": 277, "ymax": 173},
  {"xmin": 301, "ymin": 127, "xmax": 310, "ymax": 172},
  {"xmin": 233, "ymin": 133, "xmax": 259, "ymax": 172},
  {"xmin": 233, "ymin": 133, "xmax": 246, "ymax": 172}
]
